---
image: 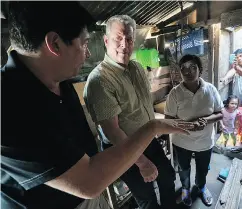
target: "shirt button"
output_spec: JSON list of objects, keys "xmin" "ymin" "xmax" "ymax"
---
[{"xmin": 60, "ymin": 100, "xmax": 63, "ymax": 103}]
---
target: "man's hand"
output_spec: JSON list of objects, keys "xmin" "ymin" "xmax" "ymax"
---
[
  {"xmin": 234, "ymin": 57, "xmax": 242, "ymax": 76},
  {"xmin": 153, "ymin": 119, "xmax": 194, "ymax": 135},
  {"xmin": 220, "ymin": 77, "xmax": 229, "ymax": 85},
  {"xmin": 190, "ymin": 118, "xmax": 207, "ymax": 131},
  {"xmin": 137, "ymin": 159, "xmax": 158, "ymax": 183}
]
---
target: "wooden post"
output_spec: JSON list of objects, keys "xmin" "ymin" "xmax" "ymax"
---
[
  {"xmin": 106, "ymin": 185, "xmax": 119, "ymax": 209},
  {"xmin": 208, "ymin": 25, "xmax": 215, "ymax": 84},
  {"xmin": 213, "ymin": 23, "xmax": 221, "ymax": 89}
]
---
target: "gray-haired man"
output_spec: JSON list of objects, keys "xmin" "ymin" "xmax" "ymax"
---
[{"xmin": 84, "ymin": 15, "xmax": 178, "ymax": 209}]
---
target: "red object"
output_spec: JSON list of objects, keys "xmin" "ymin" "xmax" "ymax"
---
[{"xmin": 237, "ymin": 107, "xmax": 242, "ymax": 142}]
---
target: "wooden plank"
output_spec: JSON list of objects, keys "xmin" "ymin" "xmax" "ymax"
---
[
  {"xmin": 207, "ymin": 25, "xmax": 214, "ymax": 84},
  {"xmin": 238, "ymin": 187, "xmax": 242, "ymax": 209},
  {"xmin": 190, "ymin": 17, "xmax": 220, "ymax": 29},
  {"xmin": 156, "ymin": 3, "xmax": 197, "ymax": 29},
  {"xmin": 219, "ymin": 160, "xmax": 238, "ymax": 205},
  {"xmin": 213, "ymin": 23, "xmax": 221, "ymax": 89},
  {"xmin": 106, "ymin": 186, "xmax": 119, "ymax": 209},
  {"xmin": 221, "ymin": 8, "xmax": 242, "ymax": 29},
  {"xmin": 73, "ymin": 82, "xmax": 86, "ymax": 105},
  {"xmin": 215, "ymin": 158, "xmax": 242, "ymax": 209},
  {"xmin": 224, "ymin": 165, "xmax": 241, "ymax": 209}
]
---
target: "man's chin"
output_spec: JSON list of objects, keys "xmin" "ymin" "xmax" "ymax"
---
[
  {"xmin": 76, "ymin": 64, "xmax": 84, "ymax": 73},
  {"xmin": 118, "ymin": 58, "xmax": 129, "ymax": 66}
]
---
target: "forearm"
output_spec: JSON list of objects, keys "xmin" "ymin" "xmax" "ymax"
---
[
  {"xmin": 103, "ymin": 126, "xmax": 151, "ymax": 167},
  {"xmin": 88, "ymin": 120, "xmax": 157, "ymax": 195},
  {"xmin": 220, "ymin": 120, "xmax": 224, "ymax": 127},
  {"xmin": 235, "ymin": 116, "xmax": 239, "ymax": 130},
  {"xmin": 223, "ymin": 68, "xmax": 236, "ymax": 80},
  {"xmin": 46, "ymin": 119, "xmax": 191, "ymax": 198},
  {"xmin": 203, "ymin": 112, "xmax": 223, "ymax": 124},
  {"xmin": 47, "ymin": 120, "xmax": 158, "ymax": 199}
]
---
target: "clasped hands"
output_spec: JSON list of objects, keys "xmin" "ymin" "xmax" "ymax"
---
[{"xmin": 189, "ymin": 117, "xmax": 208, "ymax": 131}]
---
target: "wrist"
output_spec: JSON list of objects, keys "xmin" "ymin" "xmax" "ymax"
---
[
  {"xmin": 135, "ymin": 155, "xmax": 149, "ymax": 168},
  {"xmin": 147, "ymin": 119, "xmax": 159, "ymax": 136},
  {"xmin": 200, "ymin": 117, "xmax": 208, "ymax": 125}
]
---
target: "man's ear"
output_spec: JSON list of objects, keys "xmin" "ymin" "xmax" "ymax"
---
[
  {"xmin": 103, "ymin": 34, "xmax": 108, "ymax": 47},
  {"xmin": 45, "ymin": 32, "xmax": 61, "ymax": 56}
]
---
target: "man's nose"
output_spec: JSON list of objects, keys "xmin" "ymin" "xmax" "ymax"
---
[
  {"xmin": 86, "ymin": 48, "xmax": 91, "ymax": 58},
  {"xmin": 120, "ymin": 38, "xmax": 128, "ymax": 48},
  {"xmin": 184, "ymin": 69, "xmax": 191, "ymax": 75}
]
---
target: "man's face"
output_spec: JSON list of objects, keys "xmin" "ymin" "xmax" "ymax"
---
[
  {"xmin": 180, "ymin": 60, "xmax": 200, "ymax": 83},
  {"xmin": 236, "ymin": 53, "xmax": 242, "ymax": 67},
  {"xmin": 61, "ymin": 28, "xmax": 91, "ymax": 79},
  {"xmin": 104, "ymin": 21, "xmax": 134, "ymax": 66}
]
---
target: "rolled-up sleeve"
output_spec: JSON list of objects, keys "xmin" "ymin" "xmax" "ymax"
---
[
  {"xmin": 84, "ymin": 75, "xmax": 121, "ymax": 123},
  {"xmin": 164, "ymin": 89, "xmax": 178, "ymax": 117}
]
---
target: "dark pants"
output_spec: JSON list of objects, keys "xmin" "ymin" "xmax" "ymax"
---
[
  {"xmin": 173, "ymin": 145, "xmax": 212, "ymax": 190},
  {"xmin": 102, "ymin": 139, "xmax": 177, "ymax": 209}
]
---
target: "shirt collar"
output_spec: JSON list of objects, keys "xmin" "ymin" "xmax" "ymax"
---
[
  {"xmin": 3, "ymin": 50, "xmax": 68, "ymax": 100},
  {"xmin": 104, "ymin": 53, "xmax": 129, "ymax": 72},
  {"xmin": 180, "ymin": 77, "xmax": 205, "ymax": 92}
]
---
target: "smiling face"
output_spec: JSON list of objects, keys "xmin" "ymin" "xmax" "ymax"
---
[
  {"xmin": 228, "ymin": 98, "xmax": 239, "ymax": 111},
  {"xmin": 104, "ymin": 21, "xmax": 134, "ymax": 66},
  {"xmin": 180, "ymin": 60, "xmax": 201, "ymax": 83}
]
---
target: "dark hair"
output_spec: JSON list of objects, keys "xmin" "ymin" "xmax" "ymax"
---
[
  {"xmin": 179, "ymin": 54, "xmax": 203, "ymax": 74},
  {"xmin": 234, "ymin": 48, "xmax": 242, "ymax": 55},
  {"xmin": 8, "ymin": 1, "xmax": 95, "ymax": 52},
  {"xmin": 223, "ymin": 95, "xmax": 239, "ymax": 108}
]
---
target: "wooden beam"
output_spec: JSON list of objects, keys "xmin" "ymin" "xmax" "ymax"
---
[
  {"xmin": 221, "ymin": 8, "xmax": 242, "ymax": 29},
  {"xmin": 213, "ymin": 23, "xmax": 221, "ymax": 89},
  {"xmin": 207, "ymin": 25, "xmax": 214, "ymax": 84},
  {"xmin": 151, "ymin": 24, "xmax": 191, "ymax": 37},
  {"xmin": 190, "ymin": 17, "xmax": 220, "ymax": 29},
  {"xmin": 215, "ymin": 158, "xmax": 242, "ymax": 209},
  {"xmin": 156, "ymin": 3, "xmax": 197, "ymax": 29}
]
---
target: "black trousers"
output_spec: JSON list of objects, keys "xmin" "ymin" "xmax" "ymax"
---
[
  {"xmin": 102, "ymin": 139, "xmax": 177, "ymax": 209},
  {"xmin": 173, "ymin": 145, "xmax": 212, "ymax": 190}
]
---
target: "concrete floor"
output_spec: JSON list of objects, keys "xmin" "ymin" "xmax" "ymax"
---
[
  {"xmin": 174, "ymin": 152, "xmax": 232, "ymax": 209},
  {"xmin": 122, "ymin": 152, "xmax": 233, "ymax": 209}
]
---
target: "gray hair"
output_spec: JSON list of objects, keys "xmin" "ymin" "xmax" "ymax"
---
[{"xmin": 105, "ymin": 15, "xmax": 136, "ymax": 40}]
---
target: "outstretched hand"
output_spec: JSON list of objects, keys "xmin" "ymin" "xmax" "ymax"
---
[{"xmin": 154, "ymin": 119, "xmax": 194, "ymax": 135}]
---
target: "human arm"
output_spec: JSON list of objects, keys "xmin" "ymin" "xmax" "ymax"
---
[
  {"xmin": 220, "ymin": 68, "xmax": 236, "ymax": 84},
  {"xmin": 220, "ymin": 117, "xmax": 226, "ymax": 130},
  {"xmin": 100, "ymin": 116, "xmax": 158, "ymax": 183},
  {"xmin": 190, "ymin": 85, "xmax": 224, "ymax": 131},
  {"xmin": 201, "ymin": 112, "xmax": 223, "ymax": 124},
  {"xmin": 234, "ymin": 111, "xmax": 241, "ymax": 134},
  {"xmin": 45, "ymin": 119, "xmax": 192, "ymax": 199},
  {"xmin": 220, "ymin": 55, "xmax": 242, "ymax": 84},
  {"xmin": 83, "ymin": 71, "xmax": 157, "ymax": 183},
  {"xmin": 189, "ymin": 112, "xmax": 223, "ymax": 131}
]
